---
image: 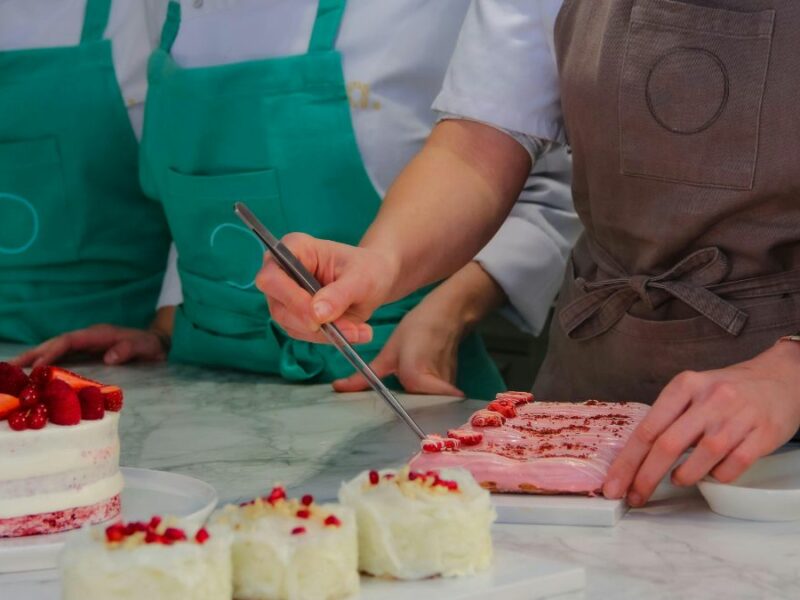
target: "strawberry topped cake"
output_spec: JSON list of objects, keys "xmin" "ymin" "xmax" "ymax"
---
[
  {"xmin": 0, "ymin": 363, "xmax": 124, "ymax": 537},
  {"xmin": 410, "ymin": 391, "xmax": 649, "ymax": 495}
]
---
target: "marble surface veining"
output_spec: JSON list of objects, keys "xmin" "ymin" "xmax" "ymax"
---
[{"xmin": 1, "ymin": 343, "xmax": 799, "ymax": 599}]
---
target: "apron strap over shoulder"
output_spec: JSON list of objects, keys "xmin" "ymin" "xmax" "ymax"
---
[
  {"xmin": 308, "ymin": 0, "xmax": 347, "ymax": 53},
  {"xmin": 80, "ymin": 0, "xmax": 113, "ymax": 44},
  {"xmin": 160, "ymin": 1, "xmax": 182, "ymax": 53}
]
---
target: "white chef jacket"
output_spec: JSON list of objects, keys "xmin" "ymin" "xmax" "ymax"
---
[
  {"xmin": 0, "ymin": 0, "xmax": 168, "ymax": 140},
  {"xmin": 435, "ymin": 0, "xmax": 581, "ymax": 333},
  {"xmin": 155, "ymin": 0, "xmax": 579, "ymax": 335}
]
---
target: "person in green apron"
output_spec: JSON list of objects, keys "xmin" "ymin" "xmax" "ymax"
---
[{"xmin": 0, "ymin": 0, "xmax": 170, "ymax": 344}]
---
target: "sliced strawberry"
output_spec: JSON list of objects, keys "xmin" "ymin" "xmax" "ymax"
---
[
  {"xmin": 100, "ymin": 385, "xmax": 124, "ymax": 412},
  {"xmin": 487, "ymin": 398, "xmax": 517, "ymax": 419},
  {"xmin": 42, "ymin": 380, "xmax": 81, "ymax": 426},
  {"xmin": 0, "ymin": 393, "xmax": 21, "ymax": 420},
  {"xmin": 496, "ymin": 391, "xmax": 534, "ymax": 406},
  {"xmin": 447, "ymin": 428, "xmax": 483, "ymax": 446},
  {"xmin": 0, "ymin": 363, "xmax": 29, "ymax": 396},
  {"xmin": 29, "ymin": 366, "xmax": 54, "ymax": 389},
  {"xmin": 51, "ymin": 367, "xmax": 102, "ymax": 391},
  {"xmin": 470, "ymin": 409, "xmax": 505, "ymax": 428},
  {"xmin": 79, "ymin": 387, "xmax": 106, "ymax": 420}
]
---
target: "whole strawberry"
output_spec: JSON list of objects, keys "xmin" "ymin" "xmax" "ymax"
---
[
  {"xmin": 78, "ymin": 387, "xmax": 105, "ymax": 420},
  {"xmin": 42, "ymin": 380, "xmax": 81, "ymax": 426},
  {"xmin": 0, "ymin": 362, "xmax": 29, "ymax": 396},
  {"xmin": 7, "ymin": 410, "xmax": 28, "ymax": 431},
  {"xmin": 29, "ymin": 365, "xmax": 54, "ymax": 389},
  {"xmin": 18, "ymin": 385, "xmax": 40, "ymax": 409},
  {"xmin": 26, "ymin": 404, "xmax": 48, "ymax": 430}
]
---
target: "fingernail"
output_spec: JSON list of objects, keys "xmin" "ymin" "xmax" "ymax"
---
[
  {"xmin": 105, "ymin": 351, "xmax": 118, "ymax": 364},
  {"xmin": 627, "ymin": 492, "xmax": 642, "ymax": 507},
  {"xmin": 358, "ymin": 326, "xmax": 372, "ymax": 344},
  {"xmin": 604, "ymin": 479, "xmax": 621, "ymax": 499},
  {"xmin": 313, "ymin": 301, "xmax": 333, "ymax": 321}
]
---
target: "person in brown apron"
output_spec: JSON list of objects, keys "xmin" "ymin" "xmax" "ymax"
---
[{"xmin": 256, "ymin": 0, "xmax": 800, "ymax": 507}]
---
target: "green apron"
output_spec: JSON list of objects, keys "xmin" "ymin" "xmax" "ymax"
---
[
  {"xmin": 140, "ymin": 0, "xmax": 503, "ymax": 399},
  {"xmin": 0, "ymin": 0, "xmax": 170, "ymax": 344}
]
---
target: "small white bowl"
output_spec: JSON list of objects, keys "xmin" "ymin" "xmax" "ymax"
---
[{"xmin": 698, "ymin": 448, "xmax": 800, "ymax": 521}]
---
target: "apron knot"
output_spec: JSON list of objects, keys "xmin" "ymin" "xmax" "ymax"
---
[{"xmin": 560, "ymin": 244, "xmax": 749, "ymax": 340}]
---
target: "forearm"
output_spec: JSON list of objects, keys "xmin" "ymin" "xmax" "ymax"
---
[
  {"xmin": 361, "ymin": 120, "xmax": 531, "ymax": 302},
  {"xmin": 421, "ymin": 261, "xmax": 507, "ymax": 332}
]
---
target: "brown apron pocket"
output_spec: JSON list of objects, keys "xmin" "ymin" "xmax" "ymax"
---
[{"xmin": 619, "ymin": 0, "xmax": 774, "ymax": 190}]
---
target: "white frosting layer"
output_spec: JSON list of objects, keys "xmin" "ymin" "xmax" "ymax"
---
[
  {"xmin": 338, "ymin": 468, "xmax": 495, "ymax": 579},
  {"xmin": 0, "ymin": 413, "xmax": 122, "ymax": 519},
  {"xmin": 61, "ymin": 521, "xmax": 232, "ymax": 600},
  {"xmin": 210, "ymin": 501, "xmax": 359, "ymax": 600}
]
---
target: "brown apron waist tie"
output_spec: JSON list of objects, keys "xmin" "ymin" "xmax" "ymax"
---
[{"xmin": 560, "ymin": 242, "xmax": 800, "ymax": 341}]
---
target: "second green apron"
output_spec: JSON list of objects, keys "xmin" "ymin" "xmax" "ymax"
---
[{"xmin": 140, "ymin": 0, "xmax": 503, "ymax": 398}]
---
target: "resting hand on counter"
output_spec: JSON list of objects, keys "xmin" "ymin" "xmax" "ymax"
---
[
  {"xmin": 331, "ymin": 261, "xmax": 506, "ymax": 397},
  {"xmin": 605, "ymin": 339, "xmax": 800, "ymax": 506},
  {"xmin": 12, "ymin": 307, "xmax": 175, "ymax": 368}
]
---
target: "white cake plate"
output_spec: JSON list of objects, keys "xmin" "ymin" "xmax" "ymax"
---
[{"xmin": 0, "ymin": 467, "xmax": 218, "ymax": 575}]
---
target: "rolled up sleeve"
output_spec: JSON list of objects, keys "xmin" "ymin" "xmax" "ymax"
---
[{"xmin": 433, "ymin": 0, "xmax": 565, "ymax": 145}]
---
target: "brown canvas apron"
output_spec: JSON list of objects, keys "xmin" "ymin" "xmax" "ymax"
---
[{"xmin": 535, "ymin": 0, "xmax": 800, "ymax": 403}]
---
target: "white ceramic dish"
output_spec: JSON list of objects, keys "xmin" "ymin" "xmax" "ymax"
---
[
  {"xmin": 698, "ymin": 449, "xmax": 800, "ymax": 521},
  {"xmin": 0, "ymin": 467, "xmax": 218, "ymax": 574}
]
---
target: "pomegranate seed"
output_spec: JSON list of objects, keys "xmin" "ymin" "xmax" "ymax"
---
[
  {"xmin": 408, "ymin": 472, "xmax": 418, "ymax": 481},
  {"xmin": 105, "ymin": 524, "xmax": 125, "ymax": 542},
  {"xmin": 296, "ymin": 509, "xmax": 311, "ymax": 519},
  {"xmin": 301, "ymin": 494, "xmax": 314, "ymax": 506},
  {"xmin": 267, "ymin": 486, "xmax": 286, "ymax": 504},
  {"xmin": 145, "ymin": 531, "xmax": 162, "ymax": 544},
  {"xmin": 148, "ymin": 516, "xmax": 162, "ymax": 529},
  {"xmin": 324, "ymin": 515, "xmax": 341, "ymax": 527},
  {"xmin": 368, "ymin": 470, "xmax": 380, "ymax": 485},
  {"xmin": 195, "ymin": 528, "xmax": 210, "ymax": 544},
  {"xmin": 291, "ymin": 526, "xmax": 306, "ymax": 535},
  {"xmin": 164, "ymin": 527, "xmax": 187, "ymax": 541}
]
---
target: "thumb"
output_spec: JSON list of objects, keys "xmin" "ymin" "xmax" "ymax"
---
[
  {"xmin": 332, "ymin": 348, "xmax": 397, "ymax": 393},
  {"xmin": 311, "ymin": 271, "xmax": 375, "ymax": 325},
  {"xmin": 398, "ymin": 370, "xmax": 465, "ymax": 398}
]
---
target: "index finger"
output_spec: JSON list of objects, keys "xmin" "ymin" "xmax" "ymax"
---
[{"xmin": 603, "ymin": 371, "xmax": 698, "ymax": 499}]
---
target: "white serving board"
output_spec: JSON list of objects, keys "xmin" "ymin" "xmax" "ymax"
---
[
  {"xmin": 492, "ymin": 493, "xmax": 627, "ymax": 527},
  {"xmin": 0, "ymin": 467, "xmax": 218, "ymax": 574},
  {"xmin": 1, "ymin": 545, "xmax": 585, "ymax": 600}
]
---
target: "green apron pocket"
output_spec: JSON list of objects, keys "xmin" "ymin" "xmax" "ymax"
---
[
  {"xmin": 163, "ymin": 167, "xmax": 287, "ymax": 289},
  {"xmin": 0, "ymin": 137, "xmax": 72, "ymax": 265}
]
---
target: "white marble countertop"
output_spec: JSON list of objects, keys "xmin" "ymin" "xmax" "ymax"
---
[{"xmin": 1, "ymin": 343, "xmax": 799, "ymax": 599}]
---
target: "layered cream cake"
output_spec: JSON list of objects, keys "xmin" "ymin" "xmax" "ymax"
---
[
  {"xmin": 410, "ymin": 392, "xmax": 649, "ymax": 494},
  {"xmin": 0, "ymin": 363, "xmax": 124, "ymax": 537},
  {"xmin": 339, "ymin": 466, "xmax": 495, "ymax": 579},
  {"xmin": 61, "ymin": 516, "xmax": 232, "ymax": 600},
  {"xmin": 210, "ymin": 486, "xmax": 359, "ymax": 600}
]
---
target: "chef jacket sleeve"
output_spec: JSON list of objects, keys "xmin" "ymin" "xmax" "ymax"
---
[
  {"xmin": 432, "ymin": 0, "xmax": 565, "ymax": 145},
  {"xmin": 475, "ymin": 147, "xmax": 582, "ymax": 335},
  {"xmin": 156, "ymin": 244, "xmax": 184, "ymax": 309}
]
